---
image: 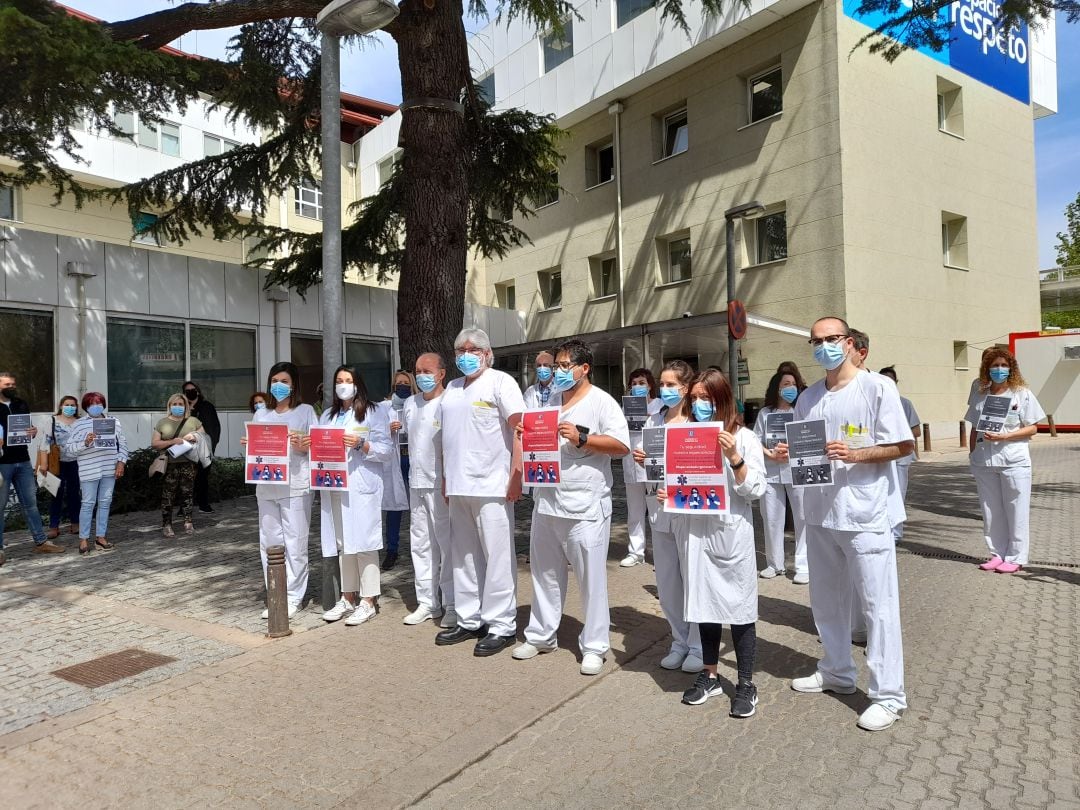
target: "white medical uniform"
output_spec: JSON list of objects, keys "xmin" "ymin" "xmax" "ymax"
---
[
  {"xmin": 965, "ymin": 387, "xmax": 1045, "ymax": 565},
  {"xmin": 377, "ymin": 400, "xmax": 409, "ymax": 511},
  {"xmin": 441, "ymin": 368, "xmax": 526, "ymax": 636},
  {"xmin": 525, "ymin": 387, "xmax": 630, "ymax": 657},
  {"xmin": 890, "ymin": 396, "xmax": 921, "ymax": 541},
  {"xmin": 254, "ymin": 404, "xmax": 318, "ymax": 607},
  {"xmin": 317, "ymin": 405, "xmax": 392, "ymax": 597},
  {"xmin": 752, "ymin": 405, "xmax": 807, "ymax": 576},
  {"xmin": 794, "ymin": 370, "xmax": 913, "ymax": 711},
  {"xmin": 671, "ymin": 428, "xmax": 767, "ymax": 625},
  {"xmin": 622, "ymin": 397, "xmax": 664, "ymax": 560},
  {"xmin": 524, "ymin": 381, "xmax": 555, "ymax": 409},
  {"xmin": 403, "ymin": 391, "xmax": 453, "ymax": 613}
]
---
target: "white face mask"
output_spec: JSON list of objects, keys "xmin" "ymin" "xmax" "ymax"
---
[{"xmin": 335, "ymin": 383, "xmax": 356, "ymax": 401}]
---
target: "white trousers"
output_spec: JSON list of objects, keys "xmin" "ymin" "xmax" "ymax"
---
[
  {"xmin": 330, "ymin": 497, "xmax": 380, "ymax": 598},
  {"xmin": 625, "ymin": 481, "xmax": 649, "ymax": 559},
  {"xmin": 760, "ymin": 481, "xmax": 808, "ymax": 575},
  {"xmin": 893, "ymin": 463, "xmax": 911, "ymax": 540},
  {"xmin": 971, "ymin": 465, "xmax": 1032, "ymax": 565},
  {"xmin": 449, "ymin": 495, "xmax": 517, "ymax": 636},
  {"xmin": 410, "ymin": 487, "xmax": 453, "ymax": 611},
  {"xmin": 646, "ymin": 495, "xmax": 701, "ymax": 657},
  {"xmin": 525, "ymin": 511, "xmax": 611, "ymax": 657},
  {"xmin": 258, "ymin": 494, "xmax": 312, "ymax": 607},
  {"xmin": 806, "ymin": 524, "xmax": 906, "ymax": 710}
]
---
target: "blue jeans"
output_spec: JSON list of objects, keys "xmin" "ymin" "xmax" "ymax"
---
[
  {"xmin": 49, "ymin": 460, "xmax": 82, "ymax": 528},
  {"xmin": 0, "ymin": 460, "xmax": 48, "ymax": 548},
  {"xmin": 385, "ymin": 455, "xmax": 410, "ymax": 554},
  {"xmin": 79, "ymin": 475, "xmax": 117, "ymax": 540}
]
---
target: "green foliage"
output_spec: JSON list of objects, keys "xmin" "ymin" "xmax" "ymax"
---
[
  {"xmin": 1043, "ymin": 309, "xmax": 1080, "ymax": 329},
  {"xmin": 1056, "ymin": 191, "xmax": 1080, "ymax": 269}
]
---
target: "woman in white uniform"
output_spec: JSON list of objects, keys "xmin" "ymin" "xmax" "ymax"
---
[
  {"xmin": 380, "ymin": 371, "xmax": 414, "ymax": 570},
  {"xmin": 620, "ymin": 368, "xmax": 662, "ymax": 567},
  {"xmin": 634, "ymin": 360, "xmax": 703, "ymax": 673},
  {"xmin": 249, "ymin": 362, "xmax": 317, "ymax": 619},
  {"xmin": 319, "ymin": 365, "xmax": 394, "ymax": 625},
  {"xmin": 753, "ymin": 367, "xmax": 808, "ymax": 583},
  {"xmin": 965, "ymin": 348, "xmax": 1045, "ymax": 574},
  {"xmin": 663, "ymin": 369, "xmax": 766, "ymax": 716}
]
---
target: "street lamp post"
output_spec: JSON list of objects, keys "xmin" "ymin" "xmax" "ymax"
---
[{"xmin": 724, "ymin": 201, "xmax": 765, "ymax": 397}]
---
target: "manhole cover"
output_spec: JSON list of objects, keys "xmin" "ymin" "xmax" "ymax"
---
[{"xmin": 51, "ymin": 648, "xmax": 177, "ymax": 688}]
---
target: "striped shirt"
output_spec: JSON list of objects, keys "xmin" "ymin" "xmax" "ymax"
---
[{"xmin": 66, "ymin": 417, "xmax": 130, "ymax": 482}]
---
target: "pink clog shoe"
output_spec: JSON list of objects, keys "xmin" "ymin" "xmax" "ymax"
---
[
  {"xmin": 996, "ymin": 562, "xmax": 1022, "ymax": 574},
  {"xmin": 978, "ymin": 557, "xmax": 1003, "ymax": 571}
]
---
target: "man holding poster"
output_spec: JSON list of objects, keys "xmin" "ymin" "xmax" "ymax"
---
[
  {"xmin": 513, "ymin": 339, "xmax": 630, "ymax": 676},
  {"xmin": 789, "ymin": 317, "xmax": 914, "ymax": 732}
]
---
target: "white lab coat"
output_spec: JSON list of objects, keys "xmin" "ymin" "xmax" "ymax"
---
[
  {"xmin": 318, "ymin": 404, "xmax": 394, "ymax": 557},
  {"xmin": 377, "ymin": 400, "xmax": 409, "ymax": 511}
]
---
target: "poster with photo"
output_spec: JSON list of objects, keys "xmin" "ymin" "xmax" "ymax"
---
[
  {"xmin": 5, "ymin": 414, "xmax": 32, "ymax": 446},
  {"xmin": 622, "ymin": 395, "xmax": 649, "ymax": 432},
  {"xmin": 309, "ymin": 426, "xmax": 348, "ymax": 490},
  {"xmin": 92, "ymin": 418, "xmax": 117, "ymax": 450},
  {"xmin": 976, "ymin": 395, "xmax": 1012, "ymax": 434},
  {"xmin": 245, "ymin": 422, "xmax": 291, "ymax": 485},
  {"xmin": 522, "ymin": 407, "xmax": 561, "ymax": 487},
  {"xmin": 642, "ymin": 426, "xmax": 666, "ymax": 484},
  {"xmin": 785, "ymin": 418, "xmax": 833, "ymax": 487},
  {"xmin": 764, "ymin": 411, "xmax": 794, "ymax": 450},
  {"xmin": 663, "ymin": 423, "xmax": 728, "ymax": 514}
]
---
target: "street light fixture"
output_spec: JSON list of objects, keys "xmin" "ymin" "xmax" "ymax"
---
[
  {"xmin": 317, "ymin": 0, "xmax": 400, "ymax": 36},
  {"xmin": 724, "ymin": 201, "xmax": 765, "ymax": 396}
]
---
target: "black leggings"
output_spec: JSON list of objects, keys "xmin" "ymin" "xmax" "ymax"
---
[{"xmin": 699, "ymin": 622, "xmax": 756, "ymax": 683}]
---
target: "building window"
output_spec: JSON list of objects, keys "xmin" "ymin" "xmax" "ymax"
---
[
  {"xmin": 496, "ymin": 282, "xmax": 517, "ymax": 310},
  {"xmin": 617, "ymin": 0, "xmax": 656, "ymax": 27},
  {"xmin": 0, "ymin": 186, "xmax": 15, "ymax": 221},
  {"xmin": 543, "ymin": 22, "xmax": 574, "ymax": 72},
  {"xmin": 750, "ymin": 209, "xmax": 788, "ymax": 264},
  {"xmin": 953, "ymin": 340, "xmax": 969, "ymax": 371},
  {"xmin": 478, "ymin": 72, "xmax": 496, "ymax": 106},
  {"xmin": 377, "ymin": 150, "xmax": 401, "ymax": 188},
  {"xmin": 942, "ymin": 213, "xmax": 968, "ymax": 268},
  {"xmin": 132, "ymin": 211, "xmax": 162, "ymax": 246},
  {"xmin": 0, "ymin": 309, "xmax": 54, "ymax": 411},
  {"xmin": 748, "ymin": 66, "xmax": 783, "ymax": 123},
  {"xmin": 586, "ymin": 141, "xmax": 615, "ymax": 188},
  {"xmin": 289, "ymin": 334, "xmax": 323, "ymax": 405},
  {"xmin": 937, "ymin": 78, "xmax": 964, "ymax": 137},
  {"xmin": 137, "ymin": 119, "xmax": 180, "ymax": 156},
  {"xmin": 189, "ymin": 325, "xmax": 256, "ymax": 410},
  {"xmin": 294, "ymin": 178, "xmax": 323, "ymax": 220},
  {"xmin": 203, "ymin": 133, "xmax": 239, "ymax": 157},
  {"xmin": 111, "ymin": 109, "xmax": 135, "ymax": 141},
  {"xmin": 106, "ymin": 318, "xmax": 185, "ymax": 410},
  {"xmin": 539, "ymin": 269, "xmax": 562, "ymax": 309},
  {"xmin": 590, "ymin": 255, "xmax": 619, "ymax": 299},
  {"xmin": 345, "ymin": 338, "xmax": 393, "ymax": 402},
  {"xmin": 661, "ymin": 236, "xmax": 692, "ymax": 284},
  {"xmin": 660, "ymin": 108, "xmax": 688, "ymax": 160},
  {"xmin": 532, "ymin": 170, "xmax": 559, "ymax": 209}
]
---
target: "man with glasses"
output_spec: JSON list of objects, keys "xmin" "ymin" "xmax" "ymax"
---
[
  {"xmin": 523, "ymin": 351, "xmax": 556, "ymax": 409},
  {"xmin": 787, "ymin": 318, "xmax": 914, "ymax": 731},
  {"xmin": 436, "ymin": 327, "xmax": 526, "ymax": 657}
]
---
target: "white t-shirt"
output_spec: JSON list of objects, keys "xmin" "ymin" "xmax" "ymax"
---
[
  {"xmin": 895, "ymin": 396, "xmax": 921, "ymax": 467},
  {"xmin": 965, "ymin": 386, "xmax": 1045, "ymax": 468},
  {"xmin": 441, "ymin": 368, "xmax": 526, "ymax": 497},
  {"xmin": 524, "ymin": 381, "xmax": 555, "ymax": 409},
  {"xmin": 402, "ymin": 391, "xmax": 443, "ymax": 488},
  {"xmin": 252, "ymin": 404, "xmax": 318, "ymax": 501},
  {"xmin": 752, "ymin": 405, "xmax": 795, "ymax": 483},
  {"xmin": 793, "ymin": 370, "xmax": 913, "ymax": 532},
  {"xmin": 621, "ymin": 397, "xmax": 664, "ymax": 484},
  {"xmin": 535, "ymin": 386, "xmax": 631, "ymax": 521}
]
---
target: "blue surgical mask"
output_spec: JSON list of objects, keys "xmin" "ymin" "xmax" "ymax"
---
[
  {"xmin": 780, "ymin": 386, "xmax": 798, "ymax": 404},
  {"xmin": 254, "ymin": 402, "xmax": 266, "ymax": 411},
  {"xmin": 269, "ymin": 381, "xmax": 291, "ymax": 401},
  {"xmin": 813, "ymin": 341, "xmax": 847, "ymax": 371},
  {"xmin": 553, "ymin": 368, "xmax": 578, "ymax": 392},
  {"xmin": 170, "ymin": 405, "xmax": 186, "ymax": 417},
  {"xmin": 415, "ymin": 374, "xmax": 437, "ymax": 393},
  {"xmin": 692, "ymin": 400, "xmax": 715, "ymax": 422},
  {"xmin": 87, "ymin": 404, "xmax": 105, "ymax": 417},
  {"xmin": 630, "ymin": 385, "xmax": 649, "ymax": 398},
  {"xmin": 659, "ymin": 387, "xmax": 683, "ymax": 407},
  {"xmin": 61, "ymin": 405, "xmax": 77, "ymax": 417},
  {"xmin": 989, "ymin": 367, "xmax": 1009, "ymax": 384},
  {"xmin": 456, "ymin": 352, "xmax": 482, "ymax": 376},
  {"xmin": 536, "ymin": 366, "xmax": 552, "ymax": 383}
]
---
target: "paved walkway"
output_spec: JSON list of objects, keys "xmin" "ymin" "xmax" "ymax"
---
[{"xmin": 0, "ymin": 436, "xmax": 1076, "ymax": 808}]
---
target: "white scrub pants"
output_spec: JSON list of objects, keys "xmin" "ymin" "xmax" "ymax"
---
[
  {"xmin": 971, "ymin": 465, "xmax": 1032, "ymax": 565},
  {"xmin": 805, "ymin": 524, "xmax": 906, "ymax": 710},
  {"xmin": 646, "ymin": 497, "xmax": 701, "ymax": 657},
  {"xmin": 625, "ymin": 481, "xmax": 649, "ymax": 560},
  {"xmin": 449, "ymin": 495, "xmax": 517, "ymax": 636},
  {"xmin": 525, "ymin": 511, "xmax": 611, "ymax": 657},
  {"xmin": 258, "ymin": 494, "xmax": 312, "ymax": 607},
  {"xmin": 410, "ymin": 487, "xmax": 453, "ymax": 612},
  {"xmin": 329, "ymin": 496, "xmax": 380, "ymax": 598},
  {"xmin": 761, "ymin": 481, "xmax": 807, "ymax": 575},
  {"xmin": 893, "ymin": 463, "xmax": 912, "ymax": 541}
]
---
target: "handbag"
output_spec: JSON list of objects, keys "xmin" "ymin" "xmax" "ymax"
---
[
  {"xmin": 148, "ymin": 417, "xmax": 189, "ymax": 478},
  {"xmin": 47, "ymin": 418, "xmax": 62, "ymax": 476}
]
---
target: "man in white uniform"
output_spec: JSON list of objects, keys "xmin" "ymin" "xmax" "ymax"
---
[
  {"xmin": 879, "ymin": 366, "xmax": 921, "ymax": 542},
  {"xmin": 512, "ymin": 339, "xmax": 630, "ymax": 675},
  {"xmin": 523, "ymin": 351, "xmax": 556, "ymax": 409},
  {"xmin": 436, "ymin": 327, "xmax": 526, "ymax": 656},
  {"xmin": 402, "ymin": 352, "xmax": 455, "ymax": 628},
  {"xmin": 790, "ymin": 317, "xmax": 914, "ymax": 732}
]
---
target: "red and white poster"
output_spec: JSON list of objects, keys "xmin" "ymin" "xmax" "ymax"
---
[
  {"xmin": 245, "ymin": 422, "xmax": 290, "ymax": 485},
  {"xmin": 521, "ymin": 407, "xmax": 561, "ymax": 487},
  {"xmin": 663, "ymin": 423, "xmax": 728, "ymax": 515},
  {"xmin": 309, "ymin": 426, "xmax": 348, "ymax": 490}
]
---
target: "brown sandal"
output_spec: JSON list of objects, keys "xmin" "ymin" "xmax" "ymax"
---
[
  {"xmin": 47, "ymin": 527, "xmax": 60, "ymax": 539},
  {"xmin": 95, "ymin": 537, "xmax": 114, "ymax": 550}
]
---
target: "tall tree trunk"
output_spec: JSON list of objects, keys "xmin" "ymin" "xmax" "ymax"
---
[{"xmin": 390, "ymin": 0, "xmax": 469, "ymax": 370}]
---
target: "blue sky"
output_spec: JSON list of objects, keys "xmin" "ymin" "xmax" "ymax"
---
[{"xmin": 70, "ymin": 2, "xmax": 1080, "ymax": 269}]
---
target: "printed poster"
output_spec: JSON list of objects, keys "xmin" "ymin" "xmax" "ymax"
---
[
  {"xmin": 622, "ymin": 395, "xmax": 648, "ymax": 432},
  {"xmin": 245, "ymin": 422, "xmax": 290, "ymax": 485},
  {"xmin": 641, "ymin": 426, "xmax": 666, "ymax": 484},
  {"xmin": 522, "ymin": 407, "xmax": 561, "ymax": 487},
  {"xmin": 764, "ymin": 411, "xmax": 794, "ymax": 450},
  {"xmin": 6, "ymin": 414, "xmax": 32, "ymax": 446},
  {"xmin": 92, "ymin": 418, "xmax": 117, "ymax": 450},
  {"xmin": 976, "ymin": 395, "xmax": 1012, "ymax": 434},
  {"xmin": 663, "ymin": 423, "xmax": 728, "ymax": 514},
  {"xmin": 786, "ymin": 418, "xmax": 833, "ymax": 488},
  {"xmin": 394, "ymin": 406, "xmax": 408, "ymax": 456},
  {"xmin": 309, "ymin": 426, "xmax": 348, "ymax": 490}
]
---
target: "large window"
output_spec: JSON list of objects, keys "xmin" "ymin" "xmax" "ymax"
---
[
  {"xmin": 138, "ymin": 119, "xmax": 181, "ymax": 156},
  {"xmin": 0, "ymin": 309, "xmax": 54, "ymax": 411},
  {"xmin": 937, "ymin": 77, "xmax": 964, "ymax": 137},
  {"xmin": 377, "ymin": 150, "xmax": 401, "ymax": 188},
  {"xmin": 0, "ymin": 186, "xmax": 14, "ymax": 221},
  {"xmin": 189, "ymin": 326, "xmax": 256, "ymax": 409},
  {"xmin": 496, "ymin": 282, "xmax": 517, "ymax": 311},
  {"xmin": 751, "ymin": 210, "xmax": 788, "ymax": 264},
  {"xmin": 106, "ymin": 318, "xmax": 185, "ymax": 410},
  {"xmin": 111, "ymin": 109, "xmax": 135, "ymax": 141},
  {"xmin": 345, "ymin": 338, "xmax": 393, "ymax": 402},
  {"xmin": 203, "ymin": 133, "xmax": 239, "ymax": 157},
  {"xmin": 289, "ymin": 334, "xmax": 324, "ymax": 406},
  {"xmin": 532, "ymin": 170, "xmax": 559, "ymax": 209},
  {"xmin": 617, "ymin": 0, "xmax": 656, "ymax": 27},
  {"xmin": 586, "ymin": 141, "xmax": 615, "ymax": 188},
  {"xmin": 478, "ymin": 72, "xmax": 496, "ymax": 106},
  {"xmin": 659, "ymin": 109, "xmax": 688, "ymax": 159},
  {"xmin": 543, "ymin": 22, "xmax": 574, "ymax": 72},
  {"xmin": 539, "ymin": 269, "xmax": 562, "ymax": 310},
  {"xmin": 132, "ymin": 211, "xmax": 162, "ymax": 246},
  {"xmin": 590, "ymin": 256, "xmax": 619, "ymax": 299},
  {"xmin": 748, "ymin": 66, "xmax": 783, "ymax": 123},
  {"xmin": 942, "ymin": 212, "xmax": 968, "ymax": 268},
  {"xmin": 294, "ymin": 178, "xmax": 323, "ymax": 220},
  {"xmin": 661, "ymin": 236, "xmax": 692, "ymax": 284}
]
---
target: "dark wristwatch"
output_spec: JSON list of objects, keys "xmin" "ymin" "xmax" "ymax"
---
[{"xmin": 730, "ymin": 456, "xmax": 745, "ymax": 470}]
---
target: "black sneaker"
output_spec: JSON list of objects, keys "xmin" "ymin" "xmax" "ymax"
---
[
  {"xmin": 198, "ymin": 505, "xmax": 214, "ymax": 513},
  {"xmin": 681, "ymin": 672, "xmax": 723, "ymax": 705},
  {"xmin": 381, "ymin": 552, "xmax": 398, "ymax": 571},
  {"xmin": 730, "ymin": 681, "xmax": 758, "ymax": 718}
]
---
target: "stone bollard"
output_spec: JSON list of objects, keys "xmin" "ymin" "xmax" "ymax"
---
[
  {"xmin": 922, "ymin": 423, "xmax": 931, "ymax": 453},
  {"xmin": 1047, "ymin": 414, "xmax": 1058, "ymax": 438},
  {"xmin": 959, "ymin": 420, "xmax": 967, "ymax": 447},
  {"xmin": 265, "ymin": 544, "xmax": 292, "ymax": 638}
]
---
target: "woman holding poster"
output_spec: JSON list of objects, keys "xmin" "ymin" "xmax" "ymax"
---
[
  {"xmin": 619, "ymin": 368, "xmax": 661, "ymax": 568},
  {"xmin": 66, "ymin": 392, "xmax": 129, "ymax": 554},
  {"xmin": 661, "ymin": 369, "xmax": 766, "ymax": 716},
  {"xmin": 317, "ymin": 365, "xmax": 393, "ymax": 626}
]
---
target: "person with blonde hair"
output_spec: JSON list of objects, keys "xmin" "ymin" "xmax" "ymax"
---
[{"xmin": 151, "ymin": 392, "xmax": 204, "ymax": 538}]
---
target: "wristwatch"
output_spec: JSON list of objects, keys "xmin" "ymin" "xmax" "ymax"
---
[{"xmin": 730, "ymin": 456, "xmax": 745, "ymax": 470}]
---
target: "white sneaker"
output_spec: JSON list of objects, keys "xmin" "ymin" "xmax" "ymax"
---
[
  {"xmin": 323, "ymin": 598, "xmax": 355, "ymax": 622},
  {"xmin": 513, "ymin": 642, "xmax": 556, "ymax": 660},
  {"xmin": 791, "ymin": 671, "xmax": 856, "ymax": 694},
  {"xmin": 660, "ymin": 650, "xmax": 687, "ymax": 670},
  {"xmin": 792, "ymin": 571, "xmax": 810, "ymax": 585},
  {"xmin": 681, "ymin": 654, "xmax": 705, "ymax": 673},
  {"xmin": 857, "ymin": 703, "xmax": 902, "ymax": 731},
  {"xmin": 619, "ymin": 554, "xmax": 643, "ymax": 568},
  {"xmin": 440, "ymin": 608, "xmax": 459, "ymax": 629},
  {"xmin": 403, "ymin": 605, "xmax": 435, "ymax": 625},
  {"xmin": 344, "ymin": 600, "xmax": 377, "ymax": 626},
  {"xmin": 759, "ymin": 566, "xmax": 784, "ymax": 579},
  {"xmin": 287, "ymin": 602, "xmax": 299, "ymax": 619},
  {"xmin": 580, "ymin": 653, "xmax": 605, "ymax": 676}
]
